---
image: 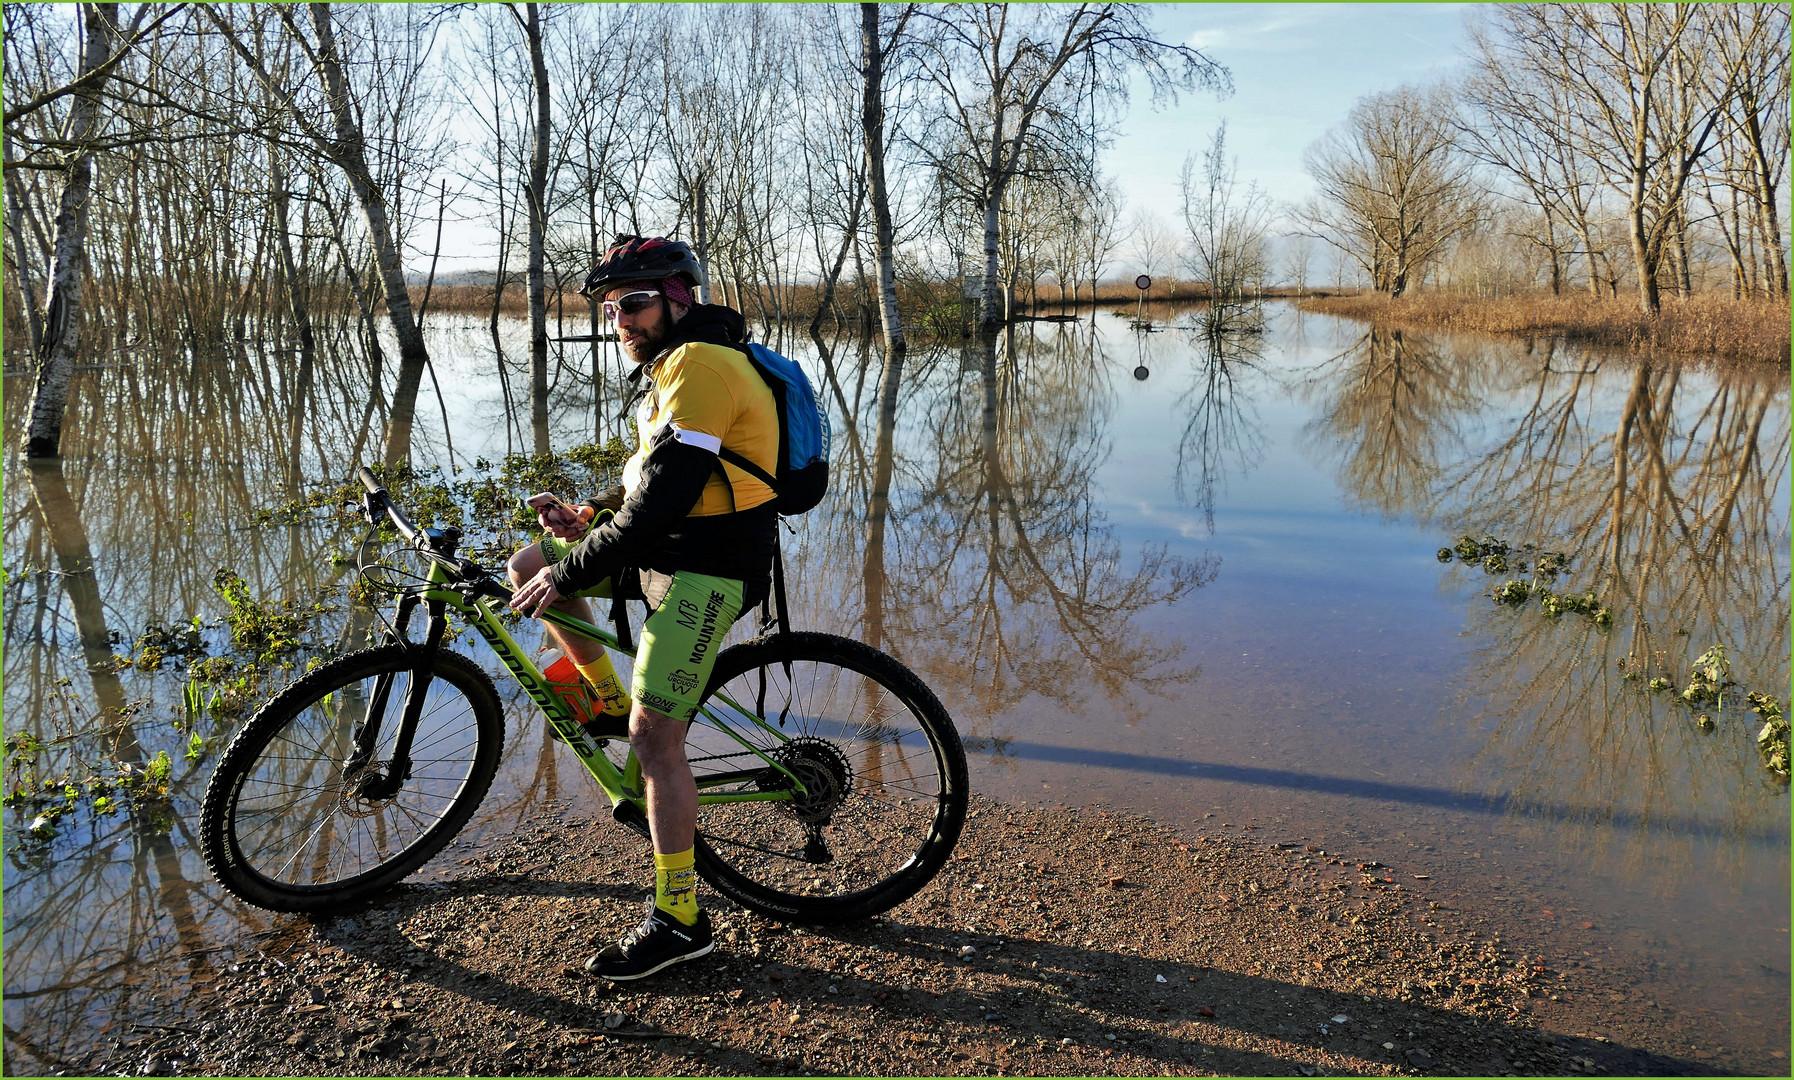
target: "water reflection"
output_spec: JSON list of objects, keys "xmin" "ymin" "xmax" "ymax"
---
[
  {"xmin": 6, "ymin": 457, "xmax": 258, "ymax": 1070},
  {"xmin": 1299, "ymin": 325, "xmax": 1790, "ymax": 853},
  {"xmin": 1172, "ymin": 330, "xmax": 1268, "ymax": 534},
  {"xmin": 1444, "ymin": 356, "xmax": 1788, "ymax": 856},
  {"xmin": 830, "ymin": 325, "xmax": 1214, "ymax": 734},
  {"xmin": 1298, "ymin": 327, "xmax": 1483, "ymax": 518},
  {"xmin": 2, "ymin": 307, "xmax": 1786, "ymax": 1067}
]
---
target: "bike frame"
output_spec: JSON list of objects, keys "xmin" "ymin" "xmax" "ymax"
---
[{"xmin": 376, "ymin": 556, "xmax": 812, "ymax": 820}]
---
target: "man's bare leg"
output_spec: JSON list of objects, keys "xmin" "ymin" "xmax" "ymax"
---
[
  {"xmin": 508, "ymin": 545, "xmax": 608, "ymax": 667},
  {"xmin": 630, "ymin": 702, "xmax": 697, "ymax": 853}
]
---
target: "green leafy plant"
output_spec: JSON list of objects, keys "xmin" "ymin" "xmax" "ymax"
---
[
  {"xmin": 212, "ymin": 569, "xmax": 321, "ymax": 660},
  {"xmin": 1492, "ymin": 579, "xmax": 1531, "ymax": 605},
  {"xmin": 1440, "ymin": 535, "xmax": 1607, "ymax": 628},
  {"xmin": 118, "ymin": 751, "xmax": 174, "ymax": 801},
  {"xmin": 1681, "ymin": 644, "xmax": 1732, "ymax": 709},
  {"xmin": 1749, "ymin": 694, "xmax": 1788, "ymax": 783}
]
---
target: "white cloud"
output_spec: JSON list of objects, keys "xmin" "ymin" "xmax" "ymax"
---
[{"xmin": 1185, "ymin": 6, "xmax": 1347, "ymax": 55}]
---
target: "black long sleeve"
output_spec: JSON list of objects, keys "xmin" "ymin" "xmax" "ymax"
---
[{"xmin": 548, "ymin": 425, "xmax": 716, "ymax": 595}]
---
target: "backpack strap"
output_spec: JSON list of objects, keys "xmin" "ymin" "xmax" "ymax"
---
[
  {"xmin": 717, "ymin": 446, "xmax": 778, "ymax": 491},
  {"xmin": 770, "ymin": 534, "xmax": 792, "ymax": 639}
]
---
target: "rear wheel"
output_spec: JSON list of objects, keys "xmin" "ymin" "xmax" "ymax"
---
[
  {"xmin": 686, "ymin": 632, "xmax": 967, "ymax": 923},
  {"xmin": 198, "ymin": 645, "xmax": 504, "ymax": 912}
]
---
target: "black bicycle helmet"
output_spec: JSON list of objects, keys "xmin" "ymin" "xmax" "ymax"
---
[{"xmin": 580, "ymin": 234, "xmax": 702, "ymax": 298}]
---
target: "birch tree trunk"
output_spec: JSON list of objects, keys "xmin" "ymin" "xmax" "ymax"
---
[
  {"xmin": 861, "ymin": 2, "xmax": 910, "ymax": 561},
  {"xmin": 522, "ymin": 2, "xmax": 552, "ymax": 453},
  {"xmin": 21, "ymin": 3, "xmax": 120, "ymax": 459}
]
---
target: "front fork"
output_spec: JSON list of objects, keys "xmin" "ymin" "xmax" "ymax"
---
[{"xmin": 348, "ymin": 594, "xmax": 448, "ymax": 799}]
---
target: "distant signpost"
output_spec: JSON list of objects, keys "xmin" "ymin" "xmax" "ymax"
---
[{"xmin": 1134, "ymin": 274, "xmax": 1152, "ymax": 327}]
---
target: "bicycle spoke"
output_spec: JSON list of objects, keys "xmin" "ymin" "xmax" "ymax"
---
[{"xmin": 689, "ymin": 635, "xmax": 965, "ymax": 919}]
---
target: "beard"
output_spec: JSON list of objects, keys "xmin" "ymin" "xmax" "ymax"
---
[{"xmin": 619, "ymin": 302, "xmax": 673, "ymax": 364}]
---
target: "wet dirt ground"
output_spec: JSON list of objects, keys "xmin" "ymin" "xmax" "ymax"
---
[{"xmin": 30, "ymin": 795, "xmax": 1743, "ymax": 1078}]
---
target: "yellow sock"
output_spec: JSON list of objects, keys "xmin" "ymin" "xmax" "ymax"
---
[
  {"xmin": 653, "ymin": 847, "xmax": 700, "ymax": 925},
  {"xmin": 575, "ymin": 655, "xmax": 632, "ymax": 717}
]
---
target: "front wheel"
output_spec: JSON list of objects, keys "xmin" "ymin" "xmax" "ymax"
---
[
  {"xmin": 687, "ymin": 632, "xmax": 968, "ymax": 923},
  {"xmin": 198, "ymin": 645, "xmax": 504, "ymax": 913}
]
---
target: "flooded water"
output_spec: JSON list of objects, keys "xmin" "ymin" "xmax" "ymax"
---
[{"xmin": 4, "ymin": 303, "xmax": 1788, "ymax": 1072}]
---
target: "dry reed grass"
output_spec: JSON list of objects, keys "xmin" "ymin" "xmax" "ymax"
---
[
  {"xmin": 1297, "ymin": 291, "xmax": 1791, "ymax": 368},
  {"xmin": 407, "ymin": 280, "xmax": 1228, "ymax": 317}
]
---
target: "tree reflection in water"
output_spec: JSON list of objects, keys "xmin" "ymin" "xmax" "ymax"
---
[
  {"xmin": 1298, "ymin": 326, "xmax": 1485, "ymax": 519},
  {"xmin": 0, "ymin": 332, "xmax": 603, "ymax": 1064},
  {"xmin": 1172, "ymin": 326, "xmax": 1268, "ymax": 534},
  {"xmin": 1306, "ymin": 326, "xmax": 1790, "ymax": 862},
  {"xmin": 819, "ymin": 321, "xmax": 1214, "ymax": 742},
  {"xmin": 5, "ymin": 457, "xmax": 263, "ymax": 1070}
]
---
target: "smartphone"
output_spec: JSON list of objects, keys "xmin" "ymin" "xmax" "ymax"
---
[{"xmin": 525, "ymin": 491, "xmax": 571, "ymax": 513}]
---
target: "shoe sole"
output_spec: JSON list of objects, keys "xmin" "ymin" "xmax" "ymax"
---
[{"xmin": 589, "ymin": 941, "xmax": 715, "ymax": 982}]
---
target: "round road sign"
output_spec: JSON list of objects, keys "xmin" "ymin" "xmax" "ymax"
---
[{"xmin": 1134, "ymin": 275, "xmax": 1152, "ymax": 291}]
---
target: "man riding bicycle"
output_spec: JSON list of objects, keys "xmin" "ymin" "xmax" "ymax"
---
[{"xmin": 507, "ymin": 235, "xmax": 778, "ymax": 980}]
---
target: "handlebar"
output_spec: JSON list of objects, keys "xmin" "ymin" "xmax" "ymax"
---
[
  {"xmin": 357, "ymin": 466, "xmax": 422, "ymax": 544},
  {"xmin": 354, "ymin": 464, "xmax": 517, "ymax": 604}
]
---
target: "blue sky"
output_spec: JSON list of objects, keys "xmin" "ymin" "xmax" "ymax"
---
[{"xmin": 1110, "ymin": 3, "xmax": 1477, "ymax": 226}]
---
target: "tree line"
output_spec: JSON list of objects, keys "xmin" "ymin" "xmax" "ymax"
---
[
  {"xmin": 3, "ymin": 2, "xmax": 1225, "ymax": 462},
  {"xmin": 5, "ymin": 4, "xmax": 1786, "ymax": 465},
  {"xmin": 1295, "ymin": 3, "xmax": 1789, "ymax": 312}
]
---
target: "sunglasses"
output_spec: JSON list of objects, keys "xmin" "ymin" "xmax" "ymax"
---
[{"xmin": 602, "ymin": 290, "xmax": 661, "ymax": 321}]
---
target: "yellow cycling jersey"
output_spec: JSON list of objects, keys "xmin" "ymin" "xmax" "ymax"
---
[{"xmin": 623, "ymin": 341, "xmax": 779, "ymax": 517}]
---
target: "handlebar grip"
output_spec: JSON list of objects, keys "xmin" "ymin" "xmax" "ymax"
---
[
  {"xmin": 357, "ymin": 466, "xmax": 384, "ymax": 494},
  {"xmin": 473, "ymin": 577, "xmax": 515, "ymax": 603}
]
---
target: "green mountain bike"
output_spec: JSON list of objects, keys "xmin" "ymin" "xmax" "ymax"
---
[{"xmin": 197, "ymin": 468, "xmax": 967, "ymax": 923}]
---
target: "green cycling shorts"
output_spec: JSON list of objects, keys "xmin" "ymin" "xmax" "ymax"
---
[{"xmin": 538, "ymin": 536, "xmax": 746, "ymax": 723}]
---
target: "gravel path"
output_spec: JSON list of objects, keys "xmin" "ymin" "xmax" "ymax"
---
[{"xmin": 55, "ymin": 796, "xmax": 1725, "ymax": 1077}]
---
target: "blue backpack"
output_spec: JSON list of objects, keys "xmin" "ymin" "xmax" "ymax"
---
[{"xmin": 717, "ymin": 343, "xmax": 831, "ymax": 515}]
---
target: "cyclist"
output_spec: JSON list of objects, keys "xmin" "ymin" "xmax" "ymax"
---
[{"xmin": 507, "ymin": 235, "xmax": 779, "ymax": 980}]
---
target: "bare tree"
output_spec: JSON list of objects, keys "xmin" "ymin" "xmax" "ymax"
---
[
  {"xmin": 1482, "ymin": 5, "xmax": 1748, "ymax": 313},
  {"xmin": 1179, "ymin": 121, "xmax": 1272, "ymax": 320},
  {"xmin": 13, "ymin": 3, "xmax": 159, "ymax": 457},
  {"xmin": 1282, "ymin": 231, "xmax": 1314, "ymax": 296},
  {"xmin": 1125, "ymin": 207, "xmax": 1178, "ymax": 290},
  {"xmin": 1078, "ymin": 175, "xmax": 1125, "ymax": 301},
  {"xmin": 1297, "ymin": 83, "xmax": 1481, "ymax": 298},
  {"xmin": 911, "ymin": 3, "xmax": 1227, "ymax": 334},
  {"xmin": 516, "ymin": 2, "xmax": 552, "ymax": 452},
  {"xmin": 204, "ymin": 2, "xmax": 449, "ymax": 464},
  {"xmin": 1709, "ymin": 3, "xmax": 1790, "ymax": 299}
]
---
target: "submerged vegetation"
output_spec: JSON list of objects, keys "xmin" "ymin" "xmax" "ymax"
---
[
  {"xmin": 1440, "ymin": 534, "xmax": 1788, "ymax": 787},
  {"xmin": 1437, "ymin": 535, "xmax": 1610, "ymax": 626},
  {"xmin": 5, "ymin": 447, "xmax": 630, "ymax": 850}
]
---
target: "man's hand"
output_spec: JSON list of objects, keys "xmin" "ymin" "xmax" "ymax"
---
[
  {"xmin": 539, "ymin": 502, "xmax": 596, "ymax": 540},
  {"xmin": 509, "ymin": 565, "xmax": 565, "ymax": 618}
]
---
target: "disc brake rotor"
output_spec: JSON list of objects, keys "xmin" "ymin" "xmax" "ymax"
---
[{"xmin": 336, "ymin": 761, "xmax": 398, "ymax": 817}]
